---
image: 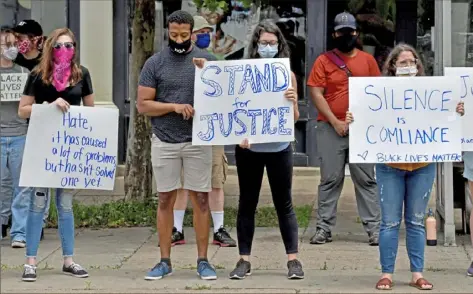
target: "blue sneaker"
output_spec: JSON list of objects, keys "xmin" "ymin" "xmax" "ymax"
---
[
  {"xmin": 144, "ymin": 262, "xmax": 172, "ymax": 280},
  {"xmin": 467, "ymin": 261, "xmax": 473, "ymax": 277},
  {"xmin": 197, "ymin": 260, "xmax": 217, "ymax": 280}
]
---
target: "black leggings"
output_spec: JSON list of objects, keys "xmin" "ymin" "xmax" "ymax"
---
[{"xmin": 235, "ymin": 145, "xmax": 299, "ymax": 255}]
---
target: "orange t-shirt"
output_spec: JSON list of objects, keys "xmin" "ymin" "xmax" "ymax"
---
[{"xmin": 307, "ymin": 49, "xmax": 381, "ymax": 122}]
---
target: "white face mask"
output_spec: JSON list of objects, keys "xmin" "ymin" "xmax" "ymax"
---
[
  {"xmin": 1, "ymin": 46, "xmax": 18, "ymax": 61},
  {"xmin": 257, "ymin": 43, "xmax": 278, "ymax": 58},
  {"xmin": 395, "ymin": 66, "xmax": 417, "ymax": 77}
]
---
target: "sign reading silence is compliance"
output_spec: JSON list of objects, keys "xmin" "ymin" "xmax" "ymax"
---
[{"xmin": 348, "ymin": 76, "xmax": 462, "ymax": 164}]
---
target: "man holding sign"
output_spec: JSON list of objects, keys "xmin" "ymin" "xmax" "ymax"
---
[
  {"xmin": 137, "ymin": 10, "xmax": 218, "ymax": 281},
  {"xmin": 0, "ymin": 27, "xmax": 32, "ymax": 248}
]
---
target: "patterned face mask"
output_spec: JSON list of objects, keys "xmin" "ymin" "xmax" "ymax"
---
[{"xmin": 17, "ymin": 38, "xmax": 31, "ymax": 54}]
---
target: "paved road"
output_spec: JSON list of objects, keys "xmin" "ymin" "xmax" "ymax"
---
[{"xmin": 2, "ymin": 225, "xmax": 472, "ymax": 293}]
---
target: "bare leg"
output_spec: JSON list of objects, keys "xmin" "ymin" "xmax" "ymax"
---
[
  {"xmin": 158, "ymin": 191, "xmax": 178, "ymax": 258},
  {"xmin": 189, "ymin": 191, "xmax": 210, "ymax": 258}
]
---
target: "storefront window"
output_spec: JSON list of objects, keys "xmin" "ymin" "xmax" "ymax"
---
[
  {"xmin": 158, "ymin": 0, "xmax": 307, "ymax": 100},
  {"xmin": 0, "ymin": 0, "xmax": 31, "ymax": 27},
  {"xmin": 451, "ymin": 0, "xmax": 473, "ymax": 67},
  {"xmin": 326, "ymin": 0, "xmax": 435, "ymax": 76}
]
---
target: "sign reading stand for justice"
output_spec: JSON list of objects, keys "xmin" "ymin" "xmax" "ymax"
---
[
  {"xmin": 192, "ymin": 58, "xmax": 295, "ymax": 145},
  {"xmin": 20, "ymin": 105, "xmax": 119, "ymax": 190},
  {"xmin": 348, "ymin": 76, "xmax": 462, "ymax": 163}
]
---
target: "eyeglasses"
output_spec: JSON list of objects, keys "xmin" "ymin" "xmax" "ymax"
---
[
  {"xmin": 53, "ymin": 42, "xmax": 74, "ymax": 49},
  {"xmin": 259, "ymin": 40, "xmax": 278, "ymax": 46}
]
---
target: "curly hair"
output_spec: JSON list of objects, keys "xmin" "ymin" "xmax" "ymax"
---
[
  {"xmin": 246, "ymin": 19, "xmax": 291, "ymax": 59},
  {"xmin": 382, "ymin": 43, "xmax": 425, "ymax": 76},
  {"xmin": 167, "ymin": 10, "xmax": 194, "ymax": 31}
]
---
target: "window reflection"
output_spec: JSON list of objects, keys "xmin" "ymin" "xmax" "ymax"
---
[
  {"xmin": 452, "ymin": 0, "xmax": 473, "ymax": 67},
  {"xmin": 177, "ymin": 0, "xmax": 307, "ymax": 100},
  {"xmin": 0, "ymin": 0, "xmax": 31, "ymax": 27}
]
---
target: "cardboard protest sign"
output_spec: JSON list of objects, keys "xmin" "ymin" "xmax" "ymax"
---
[
  {"xmin": 444, "ymin": 67, "xmax": 473, "ymax": 151},
  {"xmin": 348, "ymin": 76, "xmax": 462, "ymax": 163},
  {"xmin": 192, "ymin": 58, "xmax": 294, "ymax": 145},
  {"xmin": 20, "ymin": 105, "xmax": 119, "ymax": 190}
]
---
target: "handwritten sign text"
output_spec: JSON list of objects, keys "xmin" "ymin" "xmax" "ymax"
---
[
  {"xmin": 192, "ymin": 58, "xmax": 294, "ymax": 145},
  {"xmin": 20, "ymin": 105, "xmax": 119, "ymax": 190},
  {"xmin": 348, "ymin": 77, "xmax": 462, "ymax": 163}
]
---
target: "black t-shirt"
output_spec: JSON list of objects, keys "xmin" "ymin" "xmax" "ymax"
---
[
  {"xmin": 15, "ymin": 52, "xmax": 42, "ymax": 71},
  {"xmin": 23, "ymin": 65, "xmax": 93, "ymax": 105}
]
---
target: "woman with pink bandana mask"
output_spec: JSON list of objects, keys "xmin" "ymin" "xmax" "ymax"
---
[
  {"xmin": 12, "ymin": 19, "xmax": 45, "ymax": 71},
  {"xmin": 18, "ymin": 28, "xmax": 94, "ymax": 282}
]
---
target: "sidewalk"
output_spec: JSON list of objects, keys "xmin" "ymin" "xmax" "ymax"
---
[{"xmin": 2, "ymin": 224, "xmax": 472, "ymax": 293}]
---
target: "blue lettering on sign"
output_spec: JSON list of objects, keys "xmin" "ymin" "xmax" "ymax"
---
[
  {"xmin": 365, "ymin": 125, "xmax": 450, "ymax": 145},
  {"xmin": 44, "ymin": 110, "xmax": 117, "ymax": 189},
  {"xmin": 200, "ymin": 61, "xmax": 290, "ymax": 97},
  {"xmin": 365, "ymin": 85, "xmax": 452, "ymax": 112},
  {"xmin": 460, "ymin": 75, "xmax": 473, "ymax": 99}
]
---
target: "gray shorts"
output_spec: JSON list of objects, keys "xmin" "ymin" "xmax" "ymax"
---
[
  {"xmin": 151, "ymin": 135, "xmax": 212, "ymax": 193},
  {"xmin": 463, "ymin": 151, "xmax": 473, "ymax": 182}
]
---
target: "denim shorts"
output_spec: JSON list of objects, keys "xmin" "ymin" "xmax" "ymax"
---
[{"xmin": 463, "ymin": 151, "xmax": 473, "ymax": 181}]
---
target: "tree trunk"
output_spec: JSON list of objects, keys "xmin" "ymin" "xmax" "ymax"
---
[{"xmin": 124, "ymin": 0, "xmax": 155, "ymax": 202}]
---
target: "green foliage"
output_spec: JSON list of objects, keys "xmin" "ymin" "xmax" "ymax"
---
[
  {"xmin": 45, "ymin": 199, "xmax": 312, "ymax": 229},
  {"xmin": 193, "ymin": 0, "xmax": 253, "ymax": 13}
]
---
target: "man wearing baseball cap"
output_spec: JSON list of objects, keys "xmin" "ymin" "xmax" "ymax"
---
[
  {"xmin": 12, "ymin": 19, "xmax": 44, "ymax": 71},
  {"xmin": 307, "ymin": 12, "xmax": 381, "ymax": 246}
]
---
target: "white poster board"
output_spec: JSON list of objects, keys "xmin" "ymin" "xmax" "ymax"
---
[
  {"xmin": 20, "ymin": 105, "xmax": 119, "ymax": 190},
  {"xmin": 0, "ymin": 73, "xmax": 28, "ymax": 102},
  {"xmin": 444, "ymin": 67, "xmax": 473, "ymax": 151},
  {"xmin": 348, "ymin": 76, "xmax": 462, "ymax": 163},
  {"xmin": 192, "ymin": 58, "xmax": 294, "ymax": 145}
]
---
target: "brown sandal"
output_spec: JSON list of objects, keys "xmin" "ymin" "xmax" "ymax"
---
[
  {"xmin": 376, "ymin": 278, "xmax": 393, "ymax": 290},
  {"xmin": 409, "ymin": 278, "xmax": 433, "ymax": 290}
]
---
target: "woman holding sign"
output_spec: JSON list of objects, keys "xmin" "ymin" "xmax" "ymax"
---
[
  {"xmin": 0, "ymin": 27, "xmax": 32, "ymax": 248},
  {"xmin": 346, "ymin": 43, "xmax": 465, "ymax": 290},
  {"xmin": 223, "ymin": 20, "xmax": 303, "ymax": 280},
  {"xmin": 18, "ymin": 28, "xmax": 94, "ymax": 282}
]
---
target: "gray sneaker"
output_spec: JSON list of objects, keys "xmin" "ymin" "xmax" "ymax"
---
[
  {"xmin": 229, "ymin": 259, "xmax": 251, "ymax": 279},
  {"xmin": 310, "ymin": 229, "xmax": 332, "ymax": 244},
  {"xmin": 467, "ymin": 261, "xmax": 473, "ymax": 277},
  {"xmin": 287, "ymin": 259, "xmax": 304, "ymax": 279},
  {"xmin": 368, "ymin": 234, "xmax": 379, "ymax": 246}
]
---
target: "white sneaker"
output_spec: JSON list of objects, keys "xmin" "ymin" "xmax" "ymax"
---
[{"xmin": 12, "ymin": 240, "xmax": 26, "ymax": 248}]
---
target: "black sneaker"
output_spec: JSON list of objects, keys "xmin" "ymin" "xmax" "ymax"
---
[
  {"xmin": 158, "ymin": 227, "xmax": 185, "ymax": 247},
  {"xmin": 22, "ymin": 264, "xmax": 37, "ymax": 282},
  {"xmin": 287, "ymin": 259, "xmax": 304, "ymax": 279},
  {"xmin": 229, "ymin": 259, "xmax": 251, "ymax": 279},
  {"xmin": 310, "ymin": 229, "xmax": 332, "ymax": 244},
  {"xmin": 368, "ymin": 234, "xmax": 379, "ymax": 246},
  {"xmin": 171, "ymin": 227, "xmax": 185, "ymax": 246},
  {"xmin": 213, "ymin": 227, "xmax": 236, "ymax": 247},
  {"xmin": 62, "ymin": 263, "xmax": 89, "ymax": 278}
]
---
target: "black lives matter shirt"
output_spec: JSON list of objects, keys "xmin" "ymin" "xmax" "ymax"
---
[{"xmin": 23, "ymin": 65, "xmax": 93, "ymax": 105}]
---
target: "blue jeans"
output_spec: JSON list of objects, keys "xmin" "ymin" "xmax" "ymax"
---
[
  {"xmin": 26, "ymin": 188, "xmax": 74, "ymax": 257},
  {"xmin": 376, "ymin": 163, "xmax": 436, "ymax": 274},
  {"xmin": 0, "ymin": 136, "xmax": 33, "ymax": 242}
]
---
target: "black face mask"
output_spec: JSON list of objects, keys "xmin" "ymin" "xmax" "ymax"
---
[
  {"xmin": 333, "ymin": 34, "xmax": 358, "ymax": 53},
  {"xmin": 168, "ymin": 38, "xmax": 192, "ymax": 54}
]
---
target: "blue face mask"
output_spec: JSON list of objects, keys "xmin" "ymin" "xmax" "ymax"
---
[
  {"xmin": 195, "ymin": 33, "xmax": 211, "ymax": 49},
  {"xmin": 257, "ymin": 43, "xmax": 278, "ymax": 58}
]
